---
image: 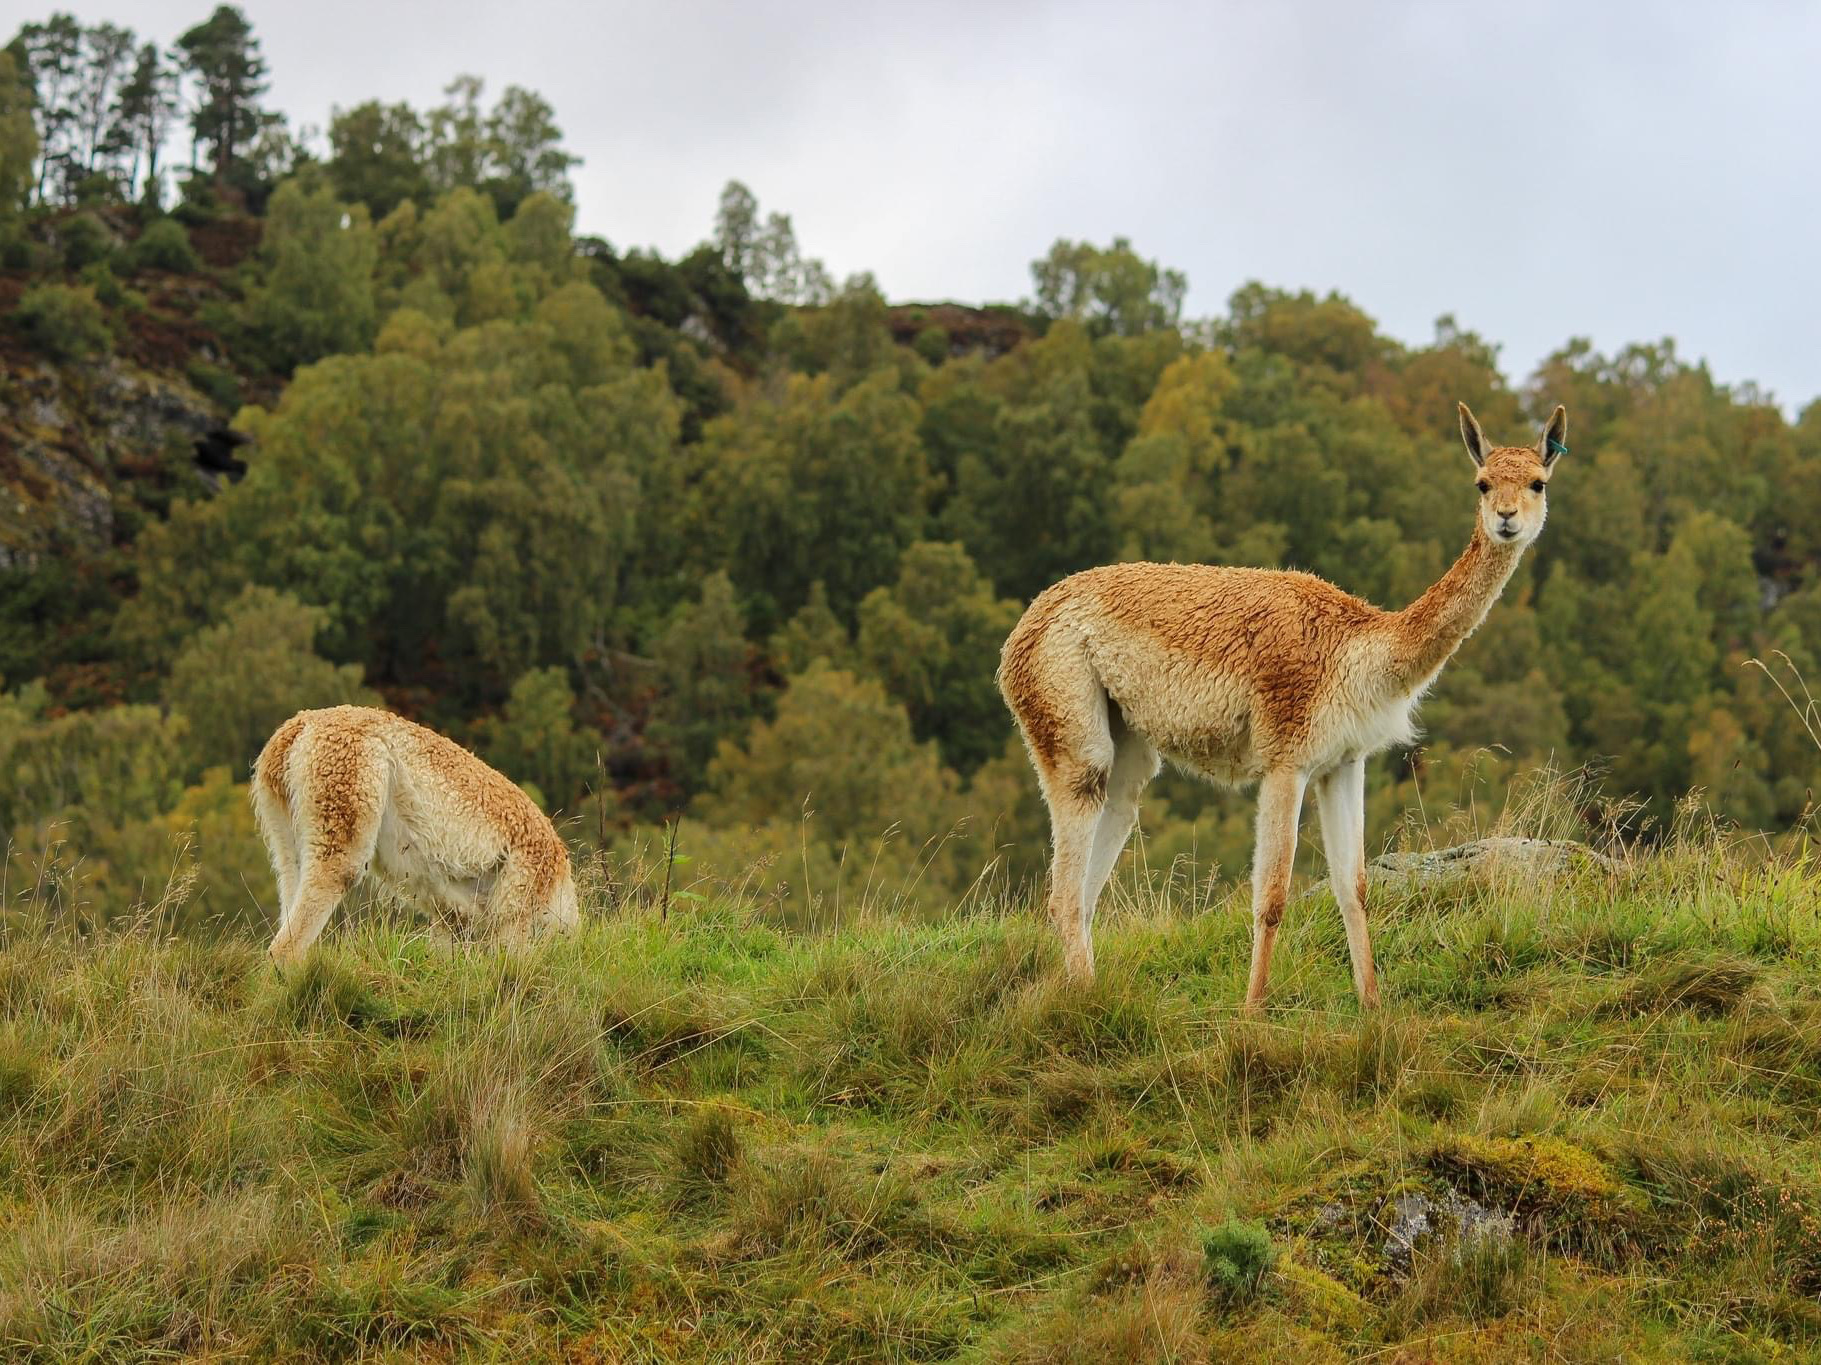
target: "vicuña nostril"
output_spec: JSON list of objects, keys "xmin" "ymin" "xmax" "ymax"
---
[{"xmin": 1497, "ymin": 510, "xmax": 1516, "ymax": 520}]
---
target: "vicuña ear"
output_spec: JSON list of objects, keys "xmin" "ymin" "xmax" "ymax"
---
[
  {"xmin": 1458, "ymin": 402, "xmax": 1489, "ymax": 468},
  {"xmin": 1538, "ymin": 404, "xmax": 1568, "ymax": 468}
]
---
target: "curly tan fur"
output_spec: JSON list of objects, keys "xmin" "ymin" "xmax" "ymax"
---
[
  {"xmin": 999, "ymin": 404, "xmax": 1568, "ymax": 1008},
  {"xmin": 251, "ymin": 705, "xmax": 579, "ymax": 967}
]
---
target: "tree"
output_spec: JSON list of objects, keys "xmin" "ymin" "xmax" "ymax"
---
[
  {"xmin": 688, "ymin": 370, "xmax": 931, "ymax": 627},
  {"xmin": 940, "ymin": 348, "xmax": 1115, "ymax": 600},
  {"xmin": 108, "ymin": 42, "xmax": 179, "ymax": 204},
  {"xmin": 1029, "ymin": 236, "xmax": 1187, "ymax": 336},
  {"xmin": 779, "ymin": 272, "xmax": 898, "ymax": 385},
  {"xmin": 649, "ymin": 571, "xmax": 759, "ymax": 789},
  {"xmin": 480, "ymin": 667, "xmax": 604, "ymax": 813},
  {"xmin": 856, "ymin": 542, "xmax": 1021, "ymax": 773},
  {"xmin": 0, "ymin": 49, "xmax": 39, "ymax": 213},
  {"xmin": 123, "ymin": 295, "xmax": 643, "ymax": 700},
  {"xmin": 326, "ymin": 100, "xmax": 425, "ymax": 218},
  {"xmin": 1223, "ymin": 284, "xmax": 1392, "ymax": 377},
  {"xmin": 164, "ymin": 585, "xmax": 374, "ymax": 777},
  {"xmin": 484, "ymin": 85, "xmax": 576, "ymax": 215},
  {"xmin": 72, "ymin": 20, "xmax": 132, "ymax": 183},
  {"xmin": 423, "ymin": 76, "xmax": 577, "ymax": 218},
  {"xmin": 175, "ymin": 4, "xmax": 268, "ymax": 191},
  {"xmin": 424, "ymin": 75, "xmax": 488, "ymax": 194},
  {"xmin": 710, "ymin": 181, "xmax": 832, "ymax": 304},
  {"xmin": 713, "ymin": 179, "xmax": 760, "ymax": 283},
  {"xmin": 246, "ymin": 177, "xmax": 378, "ymax": 369},
  {"xmin": 702, "ymin": 662, "xmax": 956, "ymax": 847},
  {"xmin": 12, "ymin": 14, "xmax": 82, "ymax": 202}
]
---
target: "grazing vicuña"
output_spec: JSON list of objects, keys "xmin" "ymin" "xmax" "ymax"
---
[
  {"xmin": 252, "ymin": 705, "xmax": 579, "ymax": 966},
  {"xmin": 999, "ymin": 403, "xmax": 1568, "ymax": 1008}
]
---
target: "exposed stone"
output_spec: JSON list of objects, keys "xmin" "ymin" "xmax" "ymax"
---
[
  {"xmin": 0, "ymin": 356, "xmax": 227, "ymax": 566},
  {"xmin": 1370, "ymin": 836, "xmax": 1617, "ymax": 887},
  {"xmin": 1381, "ymin": 1187, "xmax": 1515, "ymax": 1276}
]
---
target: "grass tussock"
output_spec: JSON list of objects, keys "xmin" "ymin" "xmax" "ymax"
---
[{"xmin": 2, "ymin": 798, "xmax": 1821, "ymax": 1358}]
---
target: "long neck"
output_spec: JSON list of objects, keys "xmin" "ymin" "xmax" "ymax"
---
[{"xmin": 1386, "ymin": 522, "xmax": 1525, "ymax": 690}]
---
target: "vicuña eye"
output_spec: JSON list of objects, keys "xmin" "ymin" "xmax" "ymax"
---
[
  {"xmin": 1476, "ymin": 480, "xmax": 1491, "ymax": 494},
  {"xmin": 1530, "ymin": 480, "xmax": 1546, "ymax": 493}
]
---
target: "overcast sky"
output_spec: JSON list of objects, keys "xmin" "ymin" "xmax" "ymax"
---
[{"xmin": 67, "ymin": 0, "xmax": 1821, "ymax": 413}]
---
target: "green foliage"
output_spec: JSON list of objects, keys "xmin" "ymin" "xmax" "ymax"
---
[
  {"xmin": 856, "ymin": 541, "xmax": 1021, "ymax": 773},
  {"xmin": 175, "ymin": 4, "xmax": 269, "ymax": 190},
  {"xmin": 12, "ymin": 281, "xmax": 110, "ymax": 359},
  {"xmin": 126, "ymin": 216, "xmax": 199, "ymax": 272},
  {"xmin": 479, "ymin": 667, "xmax": 604, "ymax": 814},
  {"xmin": 702, "ymin": 661, "xmax": 956, "ymax": 849},
  {"xmin": 246, "ymin": 177, "xmax": 378, "ymax": 369},
  {"xmin": 688, "ymin": 370, "xmax": 931, "ymax": 626},
  {"xmin": 0, "ymin": 54, "xmax": 1816, "ymax": 913},
  {"xmin": 123, "ymin": 289, "xmax": 642, "ymax": 697},
  {"xmin": 0, "ymin": 49, "xmax": 37, "ymax": 213},
  {"xmin": 185, "ymin": 357, "xmax": 242, "ymax": 412},
  {"xmin": 419, "ymin": 75, "xmax": 578, "ymax": 219},
  {"xmin": 711, "ymin": 178, "xmax": 832, "ymax": 303},
  {"xmin": 326, "ymin": 99, "xmax": 427, "ymax": 219},
  {"xmin": 0, "ymin": 682, "xmax": 185, "ymax": 838},
  {"xmin": 1030, "ymin": 235, "xmax": 1187, "ymax": 336},
  {"xmin": 1201, "ymin": 1217, "xmax": 1276, "ymax": 1302},
  {"xmin": 57, "ymin": 211, "xmax": 113, "ymax": 268},
  {"xmin": 164, "ymin": 585, "xmax": 375, "ymax": 777},
  {"xmin": 649, "ymin": 572, "xmax": 759, "ymax": 790}
]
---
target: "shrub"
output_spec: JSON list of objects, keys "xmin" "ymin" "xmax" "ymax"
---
[
  {"xmin": 127, "ymin": 218, "xmax": 200, "ymax": 273},
  {"xmin": 78, "ymin": 261, "xmax": 126, "ymax": 308},
  {"xmin": 0, "ymin": 226, "xmax": 37, "ymax": 269},
  {"xmin": 185, "ymin": 359, "xmax": 242, "ymax": 413},
  {"xmin": 57, "ymin": 212, "xmax": 114, "ymax": 269},
  {"xmin": 913, "ymin": 324, "xmax": 950, "ymax": 365},
  {"xmin": 1200, "ymin": 1217, "xmax": 1275, "ymax": 1302},
  {"xmin": 72, "ymin": 171, "xmax": 122, "ymax": 207},
  {"xmin": 12, "ymin": 282, "xmax": 110, "ymax": 360}
]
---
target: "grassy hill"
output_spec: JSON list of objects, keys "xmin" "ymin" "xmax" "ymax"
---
[{"xmin": 3, "ymin": 826, "xmax": 1820, "ymax": 1362}]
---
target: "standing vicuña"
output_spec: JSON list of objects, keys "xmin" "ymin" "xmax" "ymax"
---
[
  {"xmin": 998, "ymin": 403, "xmax": 1568, "ymax": 1009},
  {"xmin": 253, "ymin": 705, "xmax": 579, "ymax": 967}
]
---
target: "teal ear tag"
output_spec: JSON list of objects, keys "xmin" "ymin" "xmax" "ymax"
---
[{"xmin": 1547, "ymin": 437, "xmax": 1569, "ymax": 459}]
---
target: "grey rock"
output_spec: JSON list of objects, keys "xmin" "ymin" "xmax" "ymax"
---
[
  {"xmin": 1370, "ymin": 836, "xmax": 1617, "ymax": 887},
  {"xmin": 1382, "ymin": 1188, "xmax": 1515, "ymax": 1276}
]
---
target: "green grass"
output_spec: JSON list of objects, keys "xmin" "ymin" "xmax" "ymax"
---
[{"xmin": 3, "ymin": 833, "xmax": 1821, "ymax": 1360}]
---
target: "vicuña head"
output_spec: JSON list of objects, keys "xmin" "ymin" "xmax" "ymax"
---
[
  {"xmin": 998, "ymin": 402, "xmax": 1569, "ymax": 1011},
  {"xmin": 1462, "ymin": 400, "xmax": 1564, "ymax": 547}
]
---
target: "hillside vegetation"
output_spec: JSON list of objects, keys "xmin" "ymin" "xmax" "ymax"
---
[
  {"xmin": 5, "ymin": 9, "xmax": 1821, "ymax": 940},
  {"xmin": 4, "ymin": 805, "xmax": 1821, "ymax": 1361}
]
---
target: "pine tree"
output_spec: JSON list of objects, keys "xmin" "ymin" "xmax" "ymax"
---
[
  {"xmin": 175, "ymin": 4, "xmax": 268, "ymax": 191},
  {"xmin": 108, "ymin": 42, "xmax": 179, "ymax": 203}
]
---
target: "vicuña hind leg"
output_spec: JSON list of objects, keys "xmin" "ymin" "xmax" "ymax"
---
[
  {"xmin": 1315, "ymin": 756, "xmax": 1379, "ymax": 1007},
  {"xmin": 1010, "ymin": 653, "xmax": 1117, "ymax": 980},
  {"xmin": 1244, "ymin": 768, "xmax": 1307, "ymax": 1012},
  {"xmin": 1079, "ymin": 725, "xmax": 1161, "ymax": 924},
  {"xmin": 252, "ymin": 782, "xmax": 300, "ymax": 929}
]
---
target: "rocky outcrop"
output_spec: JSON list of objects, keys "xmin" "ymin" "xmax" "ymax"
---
[{"xmin": 0, "ymin": 356, "xmax": 232, "ymax": 569}]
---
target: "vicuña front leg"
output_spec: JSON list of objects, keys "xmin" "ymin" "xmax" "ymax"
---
[
  {"xmin": 1315, "ymin": 756, "xmax": 1379, "ymax": 1007},
  {"xmin": 1245, "ymin": 768, "xmax": 1307, "ymax": 1011}
]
